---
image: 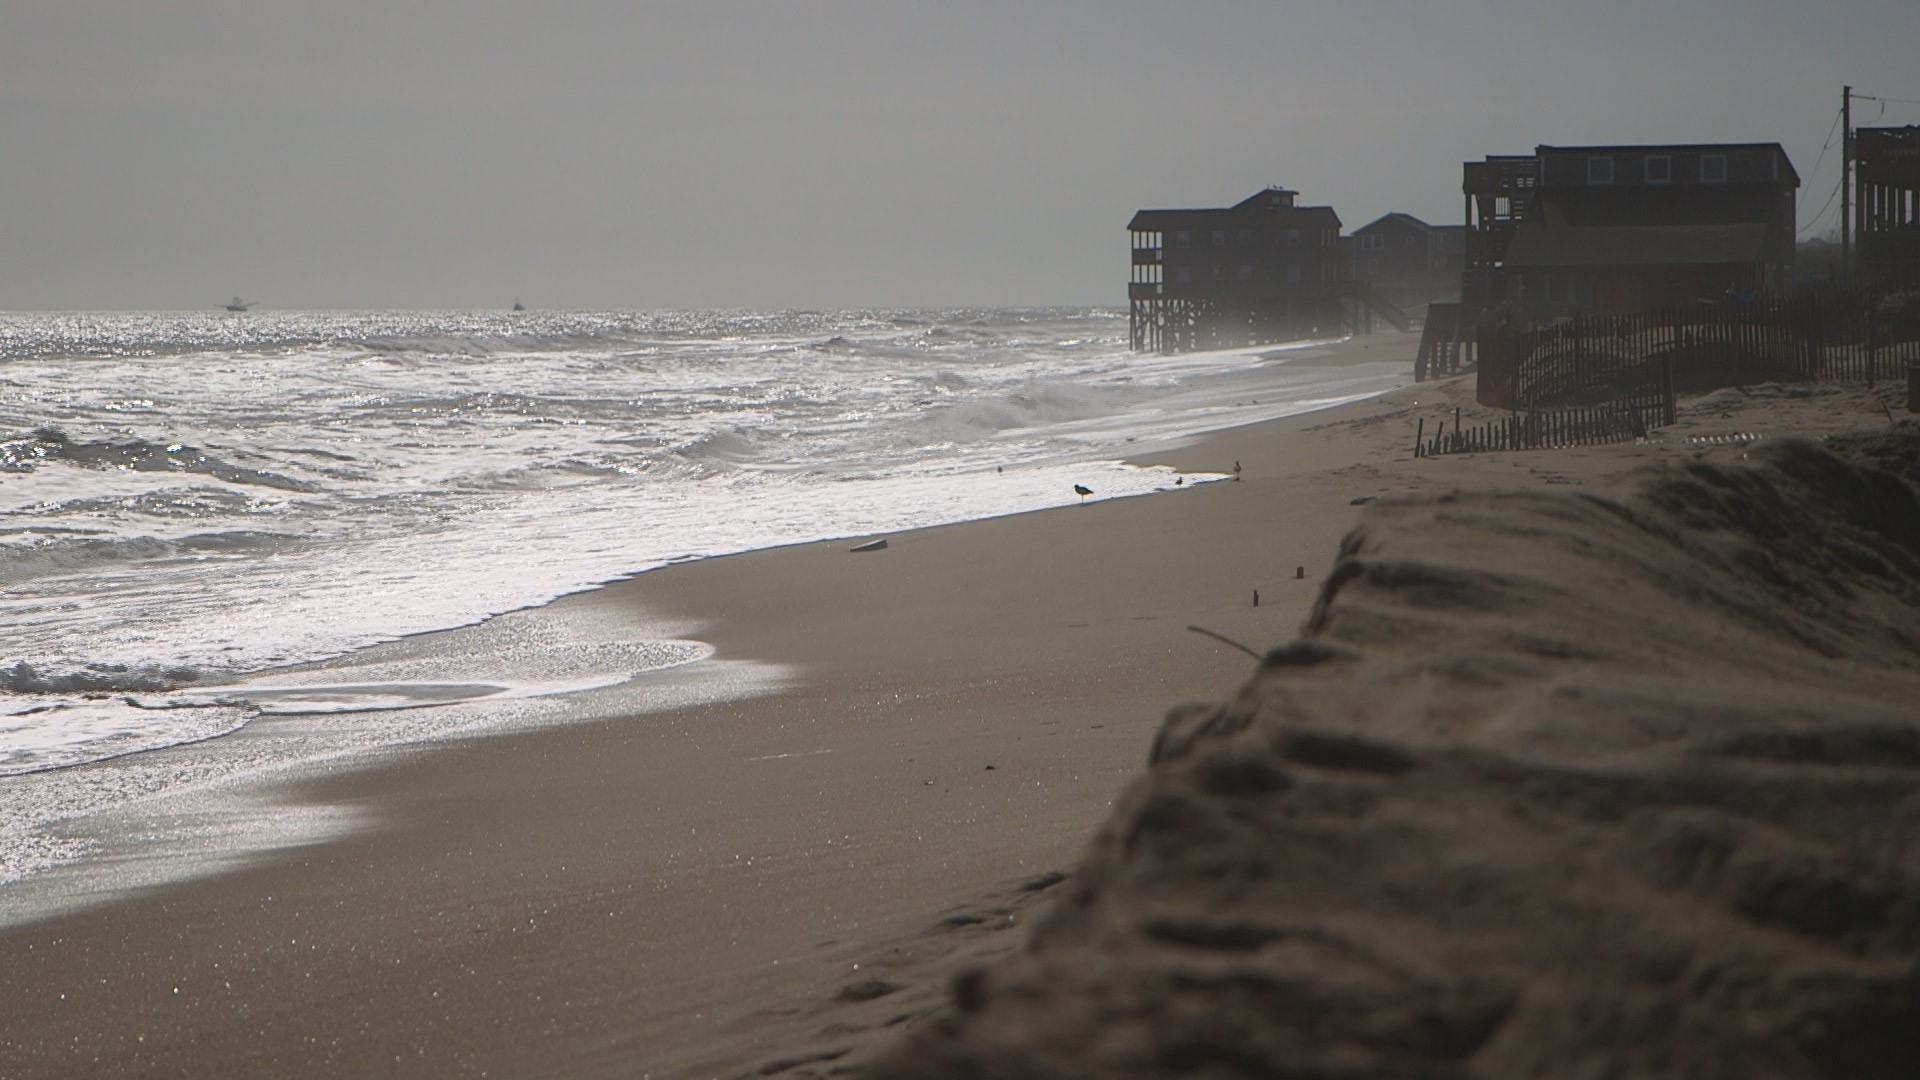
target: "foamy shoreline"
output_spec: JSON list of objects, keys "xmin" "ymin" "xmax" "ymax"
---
[
  {"xmin": 0, "ymin": 334, "xmax": 1412, "ymax": 925},
  {"xmin": 2, "ymin": 311, "xmax": 1404, "ymax": 781},
  {"xmin": 0, "ymin": 330, "xmax": 1428, "ymax": 1076},
  {"xmin": 36, "ymin": 330, "xmax": 1898, "ymax": 1077}
]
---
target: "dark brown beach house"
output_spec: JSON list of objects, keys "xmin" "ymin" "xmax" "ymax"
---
[
  {"xmin": 1464, "ymin": 143, "xmax": 1800, "ymax": 320},
  {"xmin": 1352, "ymin": 212, "xmax": 1465, "ymax": 309},
  {"xmin": 1854, "ymin": 126, "xmax": 1920, "ymax": 283},
  {"xmin": 1128, "ymin": 188, "xmax": 1403, "ymax": 353}
]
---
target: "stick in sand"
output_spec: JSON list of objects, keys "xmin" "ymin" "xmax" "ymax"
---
[{"xmin": 1186, "ymin": 625, "xmax": 1261, "ymax": 660}]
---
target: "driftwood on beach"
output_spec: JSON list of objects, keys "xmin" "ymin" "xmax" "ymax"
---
[{"xmin": 867, "ymin": 425, "xmax": 1920, "ymax": 1080}]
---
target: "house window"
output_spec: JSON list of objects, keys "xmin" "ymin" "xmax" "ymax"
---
[
  {"xmin": 1362, "ymin": 234, "xmax": 1383, "ymax": 251},
  {"xmin": 1237, "ymin": 229, "xmax": 1253, "ymax": 247},
  {"xmin": 1645, "ymin": 155, "xmax": 1672, "ymax": 184},
  {"xmin": 1212, "ymin": 230, "xmax": 1227, "ymax": 247},
  {"xmin": 1701, "ymin": 154, "xmax": 1728, "ymax": 183},
  {"xmin": 1322, "ymin": 263, "xmax": 1335, "ymax": 282},
  {"xmin": 1175, "ymin": 266, "xmax": 1190, "ymax": 284},
  {"xmin": 1175, "ymin": 230, "xmax": 1191, "ymax": 247},
  {"xmin": 1239, "ymin": 265, "xmax": 1254, "ymax": 281},
  {"xmin": 1365, "ymin": 258, "xmax": 1379, "ymax": 278},
  {"xmin": 1587, "ymin": 156, "xmax": 1614, "ymax": 184},
  {"xmin": 1286, "ymin": 228, "xmax": 1301, "ymax": 248},
  {"xmin": 1287, "ymin": 263, "xmax": 1302, "ymax": 283},
  {"xmin": 1212, "ymin": 265, "xmax": 1226, "ymax": 280}
]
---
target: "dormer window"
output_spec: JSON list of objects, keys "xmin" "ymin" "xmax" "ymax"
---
[
  {"xmin": 1700, "ymin": 154, "xmax": 1728, "ymax": 183},
  {"xmin": 1587, "ymin": 156, "xmax": 1615, "ymax": 184},
  {"xmin": 1645, "ymin": 155, "xmax": 1672, "ymax": 184}
]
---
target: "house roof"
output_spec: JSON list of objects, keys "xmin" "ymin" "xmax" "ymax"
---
[
  {"xmin": 1129, "ymin": 188, "xmax": 1341, "ymax": 230},
  {"xmin": 1536, "ymin": 142, "xmax": 1801, "ymax": 187},
  {"xmin": 1355, "ymin": 212, "xmax": 1431, "ymax": 234},
  {"xmin": 1232, "ymin": 188, "xmax": 1298, "ymax": 211},
  {"xmin": 1502, "ymin": 222, "xmax": 1772, "ymax": 268}
]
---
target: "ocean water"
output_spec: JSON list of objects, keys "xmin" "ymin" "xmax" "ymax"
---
[{"xmin": 0, "ymin": 307, "xmax": 1407, "ymax": 894}]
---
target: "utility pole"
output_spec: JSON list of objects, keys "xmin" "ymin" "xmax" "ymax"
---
[{"xmin": 1841, "ymin": 84, "xmax": 1852, "ymax": 281}]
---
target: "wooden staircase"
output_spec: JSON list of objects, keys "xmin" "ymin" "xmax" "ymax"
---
[
  {"xmin": 1337, "ymin": 281, "xmax": 1411, "ymax": 333},
  {"xmin": 1415, "ymin": 302, "xmax": 1471, "ymax": 381}
]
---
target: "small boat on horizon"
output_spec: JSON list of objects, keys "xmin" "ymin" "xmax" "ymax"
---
[
  {"xmin": 511, "ymin": 298, "xmax": 525, "ymax": 312},
  {"xmin": 224, "ymin": 297, "xmax": 250, "ymax": 312}
]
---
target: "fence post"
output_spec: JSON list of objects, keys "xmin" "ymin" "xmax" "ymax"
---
[
  {"xmin": 1805, "ymin": 299, "xmax": 1821, "ymax": 378},
  {"xmin": 1867, "ymin": 305, "xmax": 1878, "ymax": 389},
  {"xmin": 1663, "ymin": 340, "xmax": 1678, "ymax": 425}
]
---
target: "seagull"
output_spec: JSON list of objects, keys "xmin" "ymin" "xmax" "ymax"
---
[{"xmin": 1073, "ymin": 484, "xmax": 1093, "ymax": 503}]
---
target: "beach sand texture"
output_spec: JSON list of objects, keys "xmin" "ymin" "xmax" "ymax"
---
[
  {"xmin": 864, "ymin": 423, "xmax": 1920, "ymax": 1079},
  {"xmin": 1, "ymin": 347, "xmax": 1915, "ymax": 1077}
]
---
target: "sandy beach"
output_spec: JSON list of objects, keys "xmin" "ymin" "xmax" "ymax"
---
[{"xmin": 3, "ymin": 331, "xmax": 1914, "ymax": 1079}]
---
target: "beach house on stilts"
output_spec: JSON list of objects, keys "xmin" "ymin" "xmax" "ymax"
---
[
  {"xmin": 1853, "ymin": 126, "xmax": 1920, "ymax": 284},
  {"xmin": 1127, "ymin": 187, "xmax": 1408, "ymax": 353}
]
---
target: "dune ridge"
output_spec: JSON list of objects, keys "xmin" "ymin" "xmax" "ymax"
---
[{"xmin": 868, "ymin": 424, "xmax": 1920, "ymax": 1079}]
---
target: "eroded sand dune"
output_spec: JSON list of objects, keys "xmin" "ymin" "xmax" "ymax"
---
[{"xmin": 869, "ymin": 425, "xmax": 1920, "ymax": 1079}]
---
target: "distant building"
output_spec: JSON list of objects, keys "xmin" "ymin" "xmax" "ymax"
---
[
  {"xmin": 1351, "ymin": 212, "xmax": 1464, "ymax": 307},
  {"xmin": 1463, "ymin": 143, "xmax": 1800, "ymax": 318},
  {"xmin": 1854, "ymin": 126, "xmax": 1920, "ymax": 283},
  {"xmin": 1128, "ymin": 187, "xmax": 1372, "ymax": 353}
]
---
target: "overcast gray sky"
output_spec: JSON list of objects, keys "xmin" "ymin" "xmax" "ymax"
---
[{"xmin": 2, "ymin": 1, "xmax": 1914, "ymax": 311}]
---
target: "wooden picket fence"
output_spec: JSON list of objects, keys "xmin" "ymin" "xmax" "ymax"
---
[
  {"xmin": 1414, "ymin": 385, "xmax": 1669, "ymax": 458},
  {"xmin": 1411, "ymin": 281, "xmax": 1920, "ymax": 457},
  {"xmin": 1477, "ymin": 285, "xmax": 1920, "ymax": 412}
]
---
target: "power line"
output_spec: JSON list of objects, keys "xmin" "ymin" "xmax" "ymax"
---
[
  {"xmin": 1851, "ymin": 93, "xmax": 1920, "ymax": 106},
  {"xmin": 1799, "ymin": 174, "xmax": 1844, "ymax": 237},
  {"xmin": 1797, "ymin": 107, "xmax": 1843, "ymax": 212}
]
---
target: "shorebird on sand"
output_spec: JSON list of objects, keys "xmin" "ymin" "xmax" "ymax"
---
[{"xmin": 1073, "ymin": 484, "xmax": 1093, "ymax": 504}]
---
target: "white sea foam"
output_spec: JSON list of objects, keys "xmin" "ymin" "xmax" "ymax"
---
[
  {"xmin": 0, "ymin": 604, "xmax": 790, "ymax": 922},
  {"xmin": 0, "ymin": 309, "xmax": 1409, "ymax": 901},
  {"xmin": 1, "ymin": 309, "xmax": 1407, "ymax": 778}
]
